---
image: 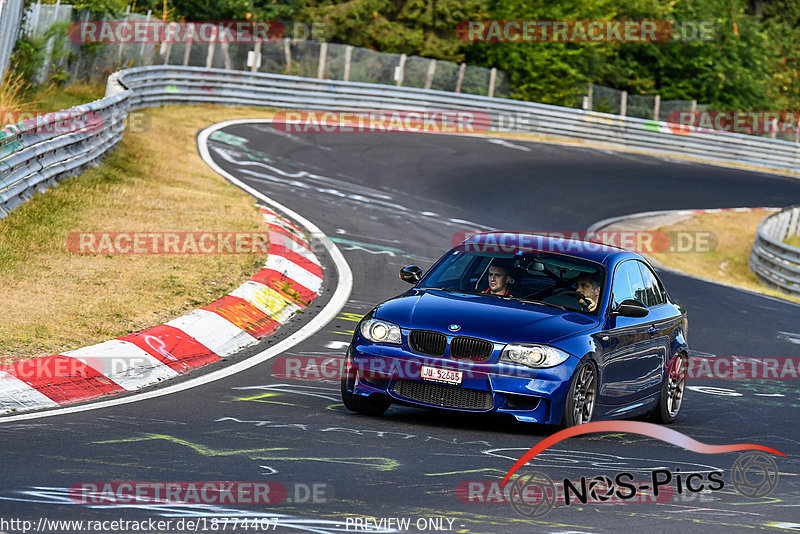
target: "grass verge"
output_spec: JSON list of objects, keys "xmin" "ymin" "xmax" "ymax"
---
[
  {"xmin": 648, "ymin": 211, "xmax": 800, "ymax": 305},
  {"xmin": 0, "ymin": 105, "xmax": 280, "ymax": 361},
  {"xmin": 0, "ymin": 77, "xmax": 107, "ymax": 128}
]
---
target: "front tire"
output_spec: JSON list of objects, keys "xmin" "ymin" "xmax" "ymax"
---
[
  {"xmin": 650, "ymin": 353, "xmax": 687, "ymax": 424},
  {"xmin": 560, "ymin": 360, "xmax": 597, "ymax": 428},
  {"xmin": 340, "ymin": 350, "xmax": 391, "ymax": 417}
]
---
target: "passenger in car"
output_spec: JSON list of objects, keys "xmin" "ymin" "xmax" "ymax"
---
[{"xmin": 575, "ymin": 272, "xmax": 602, "ymax": 312}]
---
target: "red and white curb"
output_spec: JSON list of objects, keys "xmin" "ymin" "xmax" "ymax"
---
[{"xmin": 0, "ymin": 206, "xmax": 323, "ymax": 414}]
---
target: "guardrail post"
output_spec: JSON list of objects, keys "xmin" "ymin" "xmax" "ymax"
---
[
  {"xmin": 620, "ymin": 90, "xmax": 627, "ymax": 117},
  {"xmin": 317, "ymin": 42, "xmax": 327, "ymax": 79},
  {"xmin": 161, "ymin": 41, "xmax": 171, "ymax": 65},
  {"xmin": 37, "ymin": 0, "xmax": 61, "ymax": 83},
  {"xmin": 587, "ymin": 83, "xmax": 593, "ymax": 111},
  {"xmin": 161, "ymin": 20, "xmax": 174, "ymax": 65},
  {"xmin": 395, "ymin": 53, "xmax": 407, "ymax": 86},
  {"xmin": 222, "ymin": 41, "xmax": 231, "ymax": 69},
  {"xmin": 28, "ymin": 0, "xmax": 41, "ymax": 38},
  {"xmin": 455, "ymin": 62, "xmax": 466, "ymax": 93},
  {"xmin": 182, "ymin": 33, "xmax": 192, "ymax": 66},
  {"xmin": 488, "ymin": 67, "xmax": 497, "ymax": 98},
  {"xmin": 205, "ymin": 25, "xmax": 217, "ymax": 68},
  {"xmin": 117, "ymin": 4, "xmax": 130, "ymax": 64},
  {"xmin": 139, "ymin": 9, "xmax": 151, "ymax": 59},
  {"xmin": 284, "ymin": 38, "xmax": 292, "ymax": 75},
  {"xmin": 653, "ymin": 94, "xmax": 660, "ymax": 121},
  {"xmin": 425, "ymin": 59, "xmax": 436, "ymax": 90},
  {"xmin": 343, "ymin": 45, "xmax": 353, "ymax": 81},
  {"xmin": 71, "ymin": 9, "xmax": 91, "ymax": 77},
  {"xmin": 249, "ymin": 41, "xmax": 261, "ymax": 73}
]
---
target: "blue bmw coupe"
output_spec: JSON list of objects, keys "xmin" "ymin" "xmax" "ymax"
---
[{"xmin": 341, "ymin": 232, "xmax": 688, "ymax": 427}]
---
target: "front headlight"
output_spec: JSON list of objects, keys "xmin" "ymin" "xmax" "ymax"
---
[
  {"xmin": 500, "ymin": 344, "xmax": 571, "ymax": 368},
  {"xmin": 360, "ymin": 318, "xmax": 402, "ymax": 345}
]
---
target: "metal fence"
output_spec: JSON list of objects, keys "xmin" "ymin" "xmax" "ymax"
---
[
  {"xmin": 750, "ymin": 205, "xmax": 800, "ymax": 297},
  {"xmin": 22, "ymin": 0, "xmax": 76, "ymax": 83},
  {"xmin": 0, "ymin": 0, "xmax": 25, "ymax": 81},
  {"xmin": 583, "ymin": 83, "xmax": 707, "ymax": 122},
  {"xmin": 3, "ymin": 65, "xmax": 800, "ymax": 220},
  {"xmin": 15, "ymin": 10, "xmax": 511, "ymax": 98}
]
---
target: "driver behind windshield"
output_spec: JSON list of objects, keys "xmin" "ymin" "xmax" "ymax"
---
[
  {"xmin": 575, "ymin": 272, "xmax": 601, "ymax": 312},
  {"xmin": 485, "ymin": 261, "xmax": 513, "ymax": 296}
]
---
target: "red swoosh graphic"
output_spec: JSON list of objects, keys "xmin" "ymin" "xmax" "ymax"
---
[{"xmin": 501, "ymin": 421, "xmax": 785, "ymax": 487}]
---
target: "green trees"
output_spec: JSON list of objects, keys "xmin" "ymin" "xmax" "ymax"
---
[
  {"xmin": 301, "ymin": 0, "xmax": 487, "ymax": 61},
  {"xmin": 466, "ymin": 0, "xmax": 782, "ymax": 109},
  {"xmin": 110, "ymin": 0, "xmax": 800, "ymax": 111}
]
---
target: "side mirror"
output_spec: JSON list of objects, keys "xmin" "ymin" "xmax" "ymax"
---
[
  {"xmin": 400, "ymin": 265, "xmax": 423, "ymax": 284},
  {"xmin": 612, "ymin": 299, "xmax": 649, "ymax": 318}
]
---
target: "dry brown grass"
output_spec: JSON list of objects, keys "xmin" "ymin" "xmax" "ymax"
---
[
  {"xmin": 33, "ymin": 82, "xmax": 107, "ymax": 112},
  {"xmin": 648, "ymin": 211, "xmax": 800, "ymax": 305},
  {"xmin": 1, "ymin": 77, "xmax": 107, "ymax": 129},
  {"xmin": 0, "ymin": 71, "xmax": 33, "ymax": 127},
  {"xmin": 0, "ymin": 105, "xmax": 279, "ymax": 361}
]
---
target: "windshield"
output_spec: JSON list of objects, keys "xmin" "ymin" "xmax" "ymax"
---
[{"xmin": 419, "ymin": 250, "xmax": 606, "ymax": 314}]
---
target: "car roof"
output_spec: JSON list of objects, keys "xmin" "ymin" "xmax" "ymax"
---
[{"xmin": 458, "ymin": 231, "xmax": 644, "ymax": 268}]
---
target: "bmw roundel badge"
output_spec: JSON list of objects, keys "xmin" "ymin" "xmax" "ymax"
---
[{"xmin": 448, "ymin": 324, "xmax": 461, "ymax": 332}]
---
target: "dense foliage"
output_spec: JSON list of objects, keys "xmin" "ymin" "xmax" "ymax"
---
[
  {"xmin": 26, "ymin": 0, "xmax": 800, "ymax": 110},
  {"xmin": 283, "ymin": 0, "xmax": 800, "ymax": 110}
]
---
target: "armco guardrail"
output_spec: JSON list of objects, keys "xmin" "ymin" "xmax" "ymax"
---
[
  {"xmin": 2, "ymin": 65, "xmax": 800, "ymax": 219},
  {"xmin": 0, "ymin": 92, "xmax": 129, "ymax": 217},
  {"xmin": 114, "ymin": 66, "xmax": 800, "ymax": 172},
  {"xmin": 750, "ymin": 205, "xmax": 800, "ymax": 297}
]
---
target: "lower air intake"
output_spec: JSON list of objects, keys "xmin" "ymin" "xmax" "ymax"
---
[{"xmin": 391, "ymin": 380, "xmax": 493, "ymax": 410}]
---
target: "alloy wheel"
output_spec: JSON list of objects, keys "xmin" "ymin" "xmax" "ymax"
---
[
  {"xmin": 667, "ymin": 355, "xmax": 687, "ymax": 417},
  {"xmin": 573, "ymin": 365, "xmax": 596, "ymax": 425}
]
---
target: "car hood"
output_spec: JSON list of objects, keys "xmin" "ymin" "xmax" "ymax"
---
[{"xmin": 373, "ymin": 289, "xmax": 598, "ymax": 344}]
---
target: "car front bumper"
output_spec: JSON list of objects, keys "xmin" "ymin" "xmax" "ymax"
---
[{"xmin": 347, "ymin": 342, "xmax": 579, "ymax": 425}]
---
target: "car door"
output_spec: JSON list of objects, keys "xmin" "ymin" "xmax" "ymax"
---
[
  {"xmin": 596, "ymin": 260, "xmax": 667, "ymax": 406},
  {"xmin": 637, "ymin": 261, "xmax": 682, "ymax": 377}
]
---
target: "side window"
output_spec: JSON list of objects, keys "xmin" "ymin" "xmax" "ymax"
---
[
  {"xmin": 612, "ymin": 261, "xmax": 647, "ymax": 308},
  {"xmin": 638, "ymin": 262, "xmax": 665, "ymax": 307}
]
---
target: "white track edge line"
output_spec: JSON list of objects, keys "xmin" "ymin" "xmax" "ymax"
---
[{"xmin": 0, "ymin": 119, "xmax": 353, "ymax": 423}]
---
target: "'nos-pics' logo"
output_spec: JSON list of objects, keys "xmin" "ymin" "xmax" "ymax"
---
[{"xmin": 503, "ymin": 421, "xmax": 783, "ymax": 518}]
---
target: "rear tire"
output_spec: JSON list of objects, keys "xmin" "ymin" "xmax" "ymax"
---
[
  {"xmin": 650, "ymin": 353, "xmax": 687, "ymax": 424},
  {"xmin": 560, "ymin": 360, "xmax": 597, "ymax": 428},
  {"xmin": 340, "ymin": 350, "xmax": 391, "ymax": 417}
]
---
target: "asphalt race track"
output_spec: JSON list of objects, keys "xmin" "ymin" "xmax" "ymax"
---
[{"xmin": 3, "ymin": 123, "xmax": 800, "ymax": 533}]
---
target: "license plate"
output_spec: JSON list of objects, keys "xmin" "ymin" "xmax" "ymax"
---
[{"xmin": 420, "ymin": 365, "xmax": 463, "ymax": 385}]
